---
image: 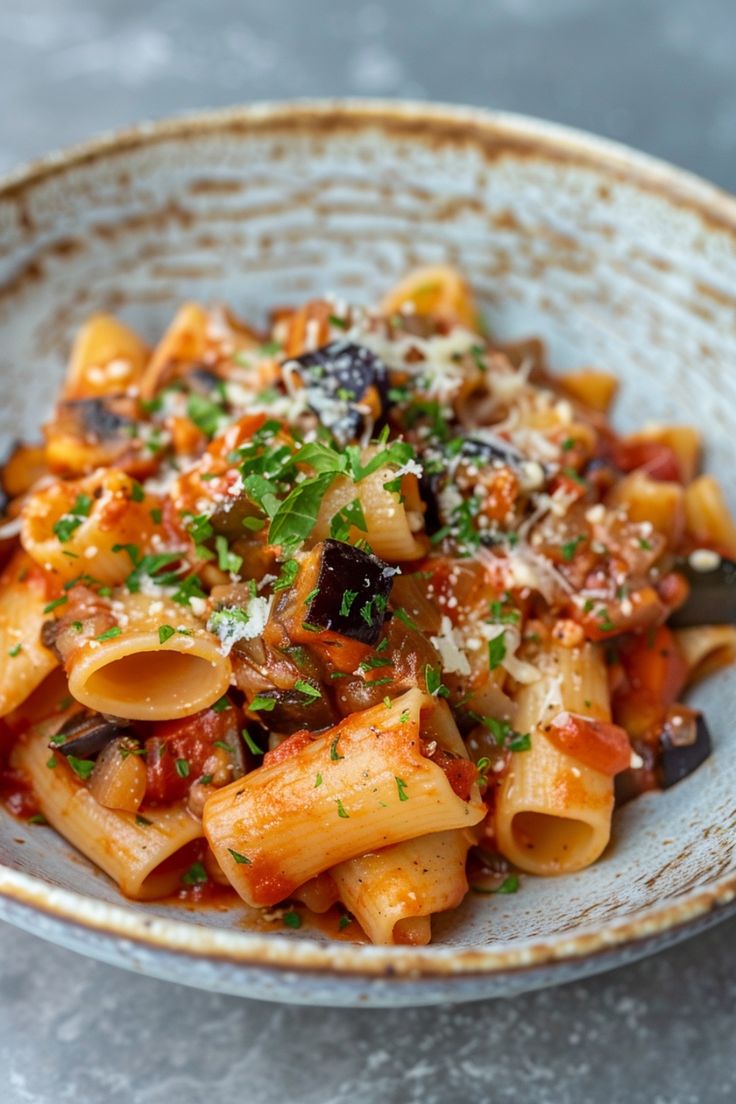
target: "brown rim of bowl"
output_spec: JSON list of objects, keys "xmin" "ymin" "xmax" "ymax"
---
[{"xmin": 1, "ymin": 99, "xmax": 736, "ymax": 981}]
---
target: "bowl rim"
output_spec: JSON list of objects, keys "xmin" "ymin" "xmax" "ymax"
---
[{"xmin": 1, "ymin": 97, "xmax": 736, "ymax": 982}]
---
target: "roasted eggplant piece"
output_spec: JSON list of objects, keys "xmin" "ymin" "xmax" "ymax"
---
[
  {"xmin": 291, "ymin": 341, "xmax": 388, "ymax": 444},
  {"xmin": 420, "ymin": 433, "xmax": 540, "ymax": 536},
  {"xmin": 658, "ymin": 705, "xmax": 712, "ymax": 789},
  {"xmin": 249, "ymin": 685, "xmax": 336, "ymax": 735},
  {"xmin": 49, "ymin": 712, "xmax": 130, "ymax": 759},
  {"xmin": 297, "ymin": 539, "xmax": 394, "ymax": 646},
  {"xmin": 668, "ymin": 555, "xmax": 736, "ymax": 628},
  {"xmin": 207, "ymin": 493, "xmax": 263, "ymax": 542},
  {"xmin": 58, "ymin": 397, "xmax": 136, "ymax": 442},
  {"xmin": 186, "ymin": 366, "xmax": 223, "ymax": 396}
]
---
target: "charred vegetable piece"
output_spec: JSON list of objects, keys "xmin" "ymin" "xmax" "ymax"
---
[
  {"xmin": 57, "ymin": 397, "xmax": 136, "ymax": 442},
  {"xmin": 668, "ymin": 555, "xmax": 736, "ymax": 627},
  {"xmin": 49, "ymin": 713, "xmax": 129, "ymax": 759},
  {"xmin": 290, "ymin": 341, "xmax": 388, "ymax": 444},
  {"xmin": 250, "ymin": 686, "xmax": 336, "ymax": 734},
  {"xmin": 208, "ymin": 494, "xmax": 263, "ymax": 542},
  {"xmin": 658, "ymin": 705, "xmax": 712, "ymax": 789},
  {"xmin": 302, "ymin": 539, "xmax": 395, "ymax": 646},
  {"xmin": 186, "ymin": 366, "xmax": 223, "ymax": 395},
  {"xmin": 457, "ymin": 434, "xmax": 527, "ymax": 469},
  {"xmin": 420, "ymin": 433, "xmax": 537, "ymax": 536}
]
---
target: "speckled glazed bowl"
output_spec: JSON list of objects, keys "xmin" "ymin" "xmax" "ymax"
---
[{"xmin": 1, "ymin": 101, "xmax": 735, "ymax": 1007}]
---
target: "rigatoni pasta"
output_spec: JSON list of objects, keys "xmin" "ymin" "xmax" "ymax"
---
[{"xmin": 0, "ymin": 267, "xmax": 732, "ymax": 944}]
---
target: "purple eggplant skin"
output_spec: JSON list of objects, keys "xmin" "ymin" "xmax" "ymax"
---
[
  {"xmin": 49, "ymin": 713, "xmax": 130, "ymax": 759},
  {"xmin": 419, "ymin": 434, "xmax": 534, "ymax": 536},
  {"xmin": 658, "ymin": 708, "xmax": 712, "ymax": 789},
  {"xmin": 304, "ymin": 539, "xmax": 395, "ymax": 646},
  {"xmin": 290, "ymin": 341, "xmax": 388, "ymax": 444},
  {"xmin": 60, "ymin": 398, "xmax": 135, "ymax": 442},
  {"xmin": 668, "ymin": 556, "xmax": 736, "ymax": 628}
]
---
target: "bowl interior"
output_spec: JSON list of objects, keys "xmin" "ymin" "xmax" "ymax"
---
[{"xmin": 1, "ymin": 102, "xmax": 735, "ymax": 963}]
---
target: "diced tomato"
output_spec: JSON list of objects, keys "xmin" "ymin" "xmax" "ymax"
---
[
  {"xmin": 421, "ymin": 741, "xmax": 478, "ymax": 801},
  {"xmin": 576, "ymin": 585, "xmax": 664, "ymax": 641},
  {"xmin": 611, "ymin": 439, "xmax": 681, "ymax": 482},
  {"xmin": 613, "ymin": 625, "xmax": 690, "ymax": 740},
  {"xmin": 144, "ymin": 707, "xmax": 238, "ymax": 805},
  {"xmin": 263, "ymin": 729, "xmax": 314, "ymax": 768},
  {"xmin": 0, "ymin": 765, "xmax": 39, "ymax": 818},
  {"xmin": 545, "ymin": 711, "xmax": 632, "ymax": 775}
]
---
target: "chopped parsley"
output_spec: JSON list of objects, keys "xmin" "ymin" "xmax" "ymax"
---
[
  {"xmin": 187, "ymin": 391, "xmax": 227, "ymax": 439},
  {"xmin": 249, "ymin": 695, "xmax": 276, "ymax": 713},
  {"xmin": 67, "ymin": 756, "xmax": 96, "ymax": 781},
  {"xmin": 242, "ymin": 729, "xmax": 264, "ymax": 755},
  {"xmin": 295, "ymin": 679, "xmax": 321, "ymax": 702},
  {"xmin": 180, "ymin": 861, "xmax": 208, "ymax": 886},
  {"xmin": 273, "ymin": 559, "xmax": 299, "ymax": 592},
  {"xmin": 424, "ymin": 664, "xmax": 449, "ymax": 698},
  {"xmin": 158, "ymin": 624, "xmax": 176, "ymax": 644},
  {"xmin": 303, "ymin": 586, "xmax": 321, "ymax": 607},
  {"xmin": 475, "ymin": 715, "xmax": 531, "ymax": 753},
  {"xmin": 215, "ymin": 534, "xmax": 243, "ymax": 574},
  {"xmin": 96, "ymin": 626, "xmax": 122, "ymax": 642},
  {"xmin": 395, "ymin": 776, "xmax": 409, "ymax": 802},
  {"xmin": 175, "ymin": 758, "xmax": 190, "ymax": 778},
  {"xmin": 488, "ymin": 633, "xmax": 507, "ymax": 671},
  {"xmin": 336, "ymin": 799, "xmax": 350, "ymax": 819},
  {"xmin": 52, "ymin": 493, "xmax": 92, "ymax": 543},
  {"xmin": 135, "ymin": 814, "xmax": 153, "ymax": 827},
  {"xmin": 561, "ymin": 535, "xmax": 586, "ymax": 562},
  {"xmin": 212, "ymin": 696, "xmax": 231, "ymax": 713},
  {"xmin": 472, "ymin": 873, "xmax": 519, "ymax": 895},
  {"xmin": 43, "ymin": 596, "xmax": 68, "ymax": 615},
  {"xmin": 8, "ymin": 643, "xmax": 22, "ymax": 658},
  {"xmin": 283, "ymin": 909, "xmax": 302, "ymax": 929},
  {"xmin": 330, "ymin": 498, "xmax": 368, "ymax": 542},
  {"xmin": 228, "ymin": 849, "xmax": 252, "ymax": 865},
  {"xmin": 329, "ymin": 736, "xmax": 343, "ymax": 761},
  {"xmin": 340, "ymin": 589, "xmax": 358, "ymax": 616}
]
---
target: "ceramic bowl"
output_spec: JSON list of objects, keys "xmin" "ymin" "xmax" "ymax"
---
[{"xmin": 1, "ymin": 101, "xmax": 735, "ymax": 1007}]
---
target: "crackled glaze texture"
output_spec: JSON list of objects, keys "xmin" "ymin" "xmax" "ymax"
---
[{"xmin": 0, "ymin": 102, "xmax": 735, "ymax": 1005}]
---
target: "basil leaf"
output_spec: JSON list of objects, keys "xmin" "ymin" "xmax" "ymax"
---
[{"xmin": 268, "ymin": 473, "xmax": 336, "ymax": 552}]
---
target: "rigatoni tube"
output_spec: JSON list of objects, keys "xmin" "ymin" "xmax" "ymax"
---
[
  {"xmin": 203, "ymin": 688, "xmax": 485, "ymax": 907},
  {"xmin": 13, "ymin": 726, "xmax": 203, "ymax": 899},
  {"xmin": 494, "ymin": 642, "xmax": 616, "ymax": 875},
  {"xmin": 63, "ymin": 593, "xmax": 230, "ymax": 721}
]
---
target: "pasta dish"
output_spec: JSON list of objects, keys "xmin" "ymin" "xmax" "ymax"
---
[{"xmin": 0, "ymin": 267, "xmax": 734, "ymax": 945}]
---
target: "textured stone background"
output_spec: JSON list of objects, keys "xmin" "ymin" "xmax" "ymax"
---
[{"xmin": 1, "ymin": 2, "xmax": 735, "ymax": 1101}]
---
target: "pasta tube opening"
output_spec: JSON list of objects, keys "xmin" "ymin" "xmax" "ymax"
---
[
  {"xmin": 62, "ymin": 594, "xmax": 231, "ymax": 721},
  {"xmin": 69, "ymin": 634, "xmax": 230, "ymax": 721},
  {"xmin": 507, "ymin": 811, "xmax": 595, "ymax": 872}
]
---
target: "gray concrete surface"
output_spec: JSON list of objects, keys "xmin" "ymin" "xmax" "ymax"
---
[{"xmin": 2, "ymin": 1, "xmax": 735, "ymax": 1101}]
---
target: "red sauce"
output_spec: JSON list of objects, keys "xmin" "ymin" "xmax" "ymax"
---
[{"xmin": 0, "ymin": 765, "xmax": 39, "ymax": 819}]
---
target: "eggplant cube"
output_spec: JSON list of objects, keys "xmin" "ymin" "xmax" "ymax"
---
[
  {"xmin": 668, "ymin": 556, "xmax": 736, "ymax": 628},
  {"xmin": 305, "ymin": 539, "xmax": 394, "ymax": 646},
  {"xmin": 50, "ymin": 713, "xmax": 129, "ymax": 759},
  {"xmin": 658, "ymin": 707, "xmax": 712, "ymax": 789},
  {"xmin": 291, "ymin": 341, "xmax": 387, "ymax": 443}
]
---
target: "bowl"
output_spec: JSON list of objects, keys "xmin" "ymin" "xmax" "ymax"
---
[{"xmin": 1, "ymin": 100, "xmax": 735, "ymax": 1007}]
